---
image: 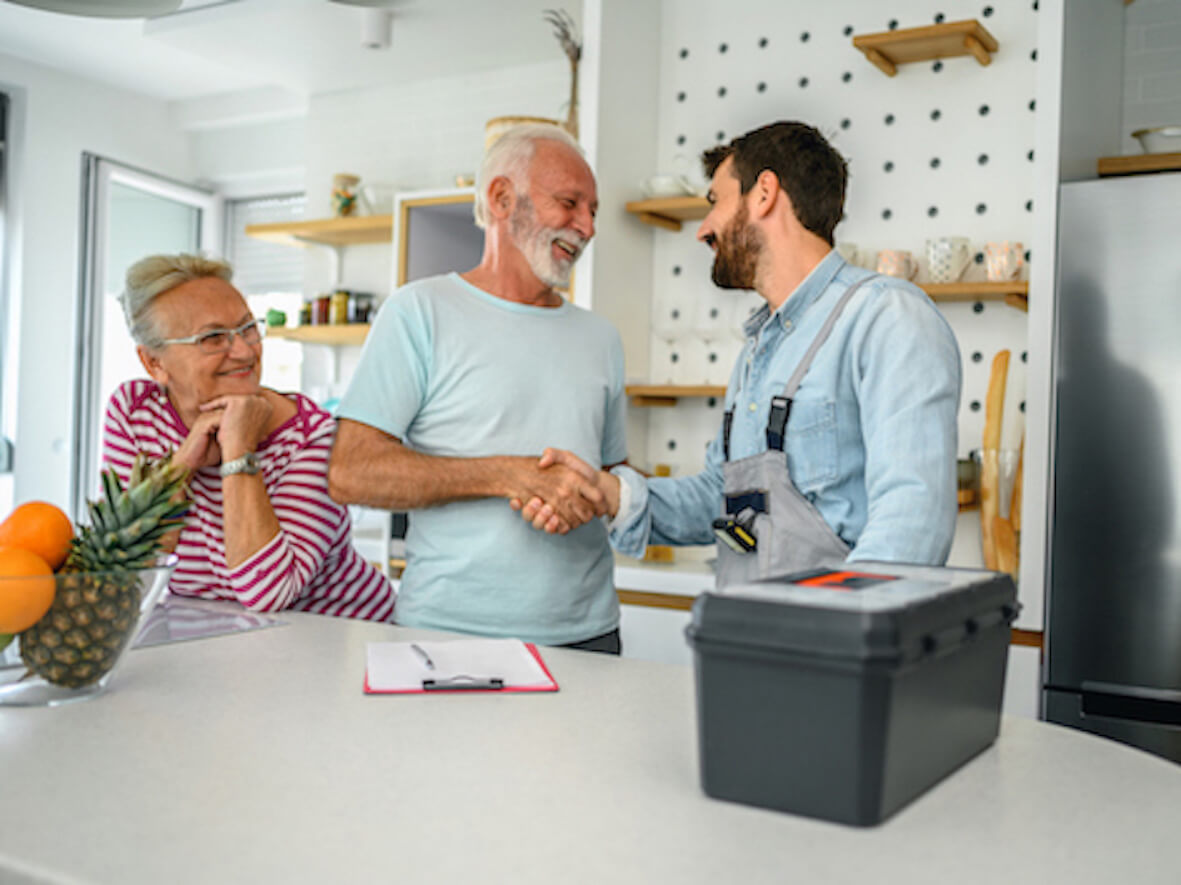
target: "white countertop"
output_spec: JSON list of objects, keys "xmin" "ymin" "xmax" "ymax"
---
[
  {"xmin": 0, "ymin": 610, "xmax": 1177, "ymax": 884},
  {"xmin": 613, "ymin": 550, "xmax": 714, "ymax": 596}
]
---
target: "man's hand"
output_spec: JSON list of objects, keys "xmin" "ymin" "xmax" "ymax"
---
[
  {"xmin": 201, "ymin": 394, "xmax": 273, "ymax": 462},
  {"xmin": 506, "ymin": 450, "xmax": 606, "ymax": 534},
  {"xmin": 511, "ymin": 448, "xmax": 620, "ymax": 534}
]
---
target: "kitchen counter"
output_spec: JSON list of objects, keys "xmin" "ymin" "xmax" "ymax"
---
[{"xmin": 0, "ymin": 611, "xmax": 1176, "ymax": 884}]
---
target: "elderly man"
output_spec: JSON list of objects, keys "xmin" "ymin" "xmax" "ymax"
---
[
  {"xmin": 328, "ymin": 124, "xmax": 627, "ymax": 653},
  {"xmin": 525, "ymin": 121, "xmax": 961, "ymax": 584}
]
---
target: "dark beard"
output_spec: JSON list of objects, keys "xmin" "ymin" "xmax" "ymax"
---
[{"xmin": 710, "ymin": 205, "xmax": 762, "ymax": 290}]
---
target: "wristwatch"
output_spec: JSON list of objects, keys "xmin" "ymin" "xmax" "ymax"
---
[{"xmin": 220, "ymin": 452, "xmax": 261, "ymax": 477}]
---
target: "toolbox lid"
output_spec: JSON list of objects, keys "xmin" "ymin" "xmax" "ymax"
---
[{"xmin": 687, "ymin": 563, "xmax": 1018, "ymax": 664}]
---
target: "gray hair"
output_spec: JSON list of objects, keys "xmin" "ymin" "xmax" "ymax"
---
[
  {"xmin": 472, "ymin": 123, "xmax": 583, "ymax": 229},
  {"xmin": 121, "ymin": 253, "xmax": 234, "ymax": 348}
]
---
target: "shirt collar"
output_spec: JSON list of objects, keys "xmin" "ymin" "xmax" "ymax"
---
[{"xmin": 741, "ymin": 249, "xmax": 848, "ymax": 337}]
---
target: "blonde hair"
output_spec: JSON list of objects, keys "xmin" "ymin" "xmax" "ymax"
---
[
  {"xmin": 473, "ymin": 123, "xmax": 583, "ymax": 229},
  {"xmin": 121, "ymin": 253, "xmax": 233, "ymax": 348}
]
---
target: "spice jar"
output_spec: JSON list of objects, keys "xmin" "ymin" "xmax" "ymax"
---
[
  {"xmin": 329, "ymin": 290, "xmax": 350, "ymax": 325},
  {"xmin": 299, "ymin": 301, "xmax": 313, "ymax": 327},
  {"xmin": 349, "ymin": 292, "xmax": 375, "ymax": 324},
  {"xmin": 311, "ymin": 294, "xmax": 331, "ymax": 325}
]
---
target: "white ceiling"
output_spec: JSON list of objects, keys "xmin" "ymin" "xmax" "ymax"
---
[{"xmin": 0, "ymin": 0, "xmax": 580, "ymax": 103}]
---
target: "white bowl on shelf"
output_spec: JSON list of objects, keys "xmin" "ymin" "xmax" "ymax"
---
[{"xmin": 1132, "ymin": 126, "xmax": 1181, "ymax": 154}]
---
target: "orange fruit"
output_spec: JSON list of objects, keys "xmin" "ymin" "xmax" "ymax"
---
[
  {"xmin": 0, "ymin": 501, "xmax": 74, "ymax": 570},
  {"xmin": 0, "ymin": 546, "xmax": 56, "ymax": 633}
]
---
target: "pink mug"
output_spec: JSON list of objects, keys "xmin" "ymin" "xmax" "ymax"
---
[
  {"xmin": 985, "ymin": 241, "xmax": 1025, "ymax": 281},
  {"xmin": 876, "ymin": 249, "xmax": 918, "ymax": 280}
]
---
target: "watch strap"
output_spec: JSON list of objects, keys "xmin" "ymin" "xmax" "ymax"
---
[{"xmin": 220, "ymin": 452, "xmax": 261, "ymax": 477}]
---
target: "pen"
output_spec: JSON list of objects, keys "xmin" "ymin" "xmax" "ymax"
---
[{"xmin": 410, "ymin": 643, "xmax": 435, "ymax": 670}]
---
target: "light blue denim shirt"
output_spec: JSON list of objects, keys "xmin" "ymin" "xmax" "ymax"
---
[{"xmin": 610, "ymin": 250, "xmax": 961, "ymax": 565}]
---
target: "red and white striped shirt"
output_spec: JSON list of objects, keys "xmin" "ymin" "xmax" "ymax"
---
[{"xmin": 102, "ymin": 379, "xmax": 395, "ymax": 622}]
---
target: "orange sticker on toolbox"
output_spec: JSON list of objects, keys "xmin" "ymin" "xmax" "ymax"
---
[{"xmin": 792, "ymin": 570, "xmax": 900, "ymax": 590}]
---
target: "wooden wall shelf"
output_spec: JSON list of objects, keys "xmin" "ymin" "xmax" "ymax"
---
[
  {"xmin": 245, "ymin": 215, "xmax": 393, "ymax": 247},
  {"xmin": 1097, "ymin": 152, "xmax": 1181, "ymax": 177},
  {"xmin": 921, "ymin": 281, "xmax": 1028, "ymax": 311},
  {"xmin": 624, "ymin": 196, "xmax": 709, "ymax": 231},
  {"xmin": 853, "ymin": 19, "xmax": 999, "ymax": 76},
  {"xmin": 269, "ymin": 324, "xmax": 371, "ymax": 346},
  {"xmin": 626, "ymin": 384, "xmax": 725, "ymax": 407}
]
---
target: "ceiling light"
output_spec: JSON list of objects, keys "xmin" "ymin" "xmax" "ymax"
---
[{"xmin": 5, "ymin": 0, "xmax": 182, "ymax": 16}]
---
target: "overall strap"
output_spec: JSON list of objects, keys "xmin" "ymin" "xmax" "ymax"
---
[{"xmin": 766, "ymin": 273, "xmax": 879, "ymax": 451}]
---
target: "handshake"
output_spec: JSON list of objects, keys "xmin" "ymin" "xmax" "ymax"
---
[{"xmin": 508, "ymin": 448, "xmax": 621, "ymax": 535}]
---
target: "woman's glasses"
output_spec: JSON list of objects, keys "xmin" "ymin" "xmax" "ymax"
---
[{"xmin": 159, "ymin": 318, "xmax": 267, "ymax": 354}]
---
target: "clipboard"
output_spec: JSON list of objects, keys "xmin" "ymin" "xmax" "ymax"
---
[{"xmin": 364, "ymin": 638, "xmax": 559, "ymax": 694}]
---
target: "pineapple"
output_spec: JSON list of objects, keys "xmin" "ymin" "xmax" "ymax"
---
[{"xmin": 20, "ymin": 455, "xmax": 188, "ymax": 688}]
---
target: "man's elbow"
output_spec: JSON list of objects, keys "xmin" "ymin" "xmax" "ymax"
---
[{"xmin": 327, "ymin": 456, "xmax": 357, "ymax": 505}]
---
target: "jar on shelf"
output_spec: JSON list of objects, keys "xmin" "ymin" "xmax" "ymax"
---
[
  {"xmin": 349, "ymin": 292, "xmax": 375, "ymax": 324},
  {"xmin": 311, "ymin": 294, "xmax": 331, "ymax": 325},
  {"xmin": 298, "ymin": 301, "xmax": 313, "ymax": 327},
  {"xmin": 329, "ymin": 290, "xmax": 350, "ymax": 325}
]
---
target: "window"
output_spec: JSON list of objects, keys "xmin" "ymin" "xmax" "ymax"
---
[{"xmin": 224, "ymin": 193, "xmax": 307, "ymax": 394}]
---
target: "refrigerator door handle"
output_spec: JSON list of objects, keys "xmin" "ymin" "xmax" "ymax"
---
[{"xmin": 1079, "ymin": 681, "xmax": 1181, "ymax": 727}]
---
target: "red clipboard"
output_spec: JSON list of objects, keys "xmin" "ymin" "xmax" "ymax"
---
[{"xmin": 364, "ymin": 641, "xmax": 559, "ymax": 694}]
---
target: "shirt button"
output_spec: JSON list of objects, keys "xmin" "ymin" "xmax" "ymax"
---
[
  {"xmin": 784, "ymin": 319, "xmax": 793, "ymax": 330},
  {"xmin": 749, "ymin": 403, "xmax": 758, "ymax": 412}
]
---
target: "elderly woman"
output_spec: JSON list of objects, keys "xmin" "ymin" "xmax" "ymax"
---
[{"xmin": 101, "ymin": 253, "xmax": 394, "ymax": 621}]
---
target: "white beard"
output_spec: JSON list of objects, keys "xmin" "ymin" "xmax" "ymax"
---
[{"xmin": 511, "ymin": 196, "xmax": 585, "ymax": 288}]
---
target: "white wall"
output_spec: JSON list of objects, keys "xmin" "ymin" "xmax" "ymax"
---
[{"xmin": 0, "ymin": 51, "xmax": 195, "ymax": 511}]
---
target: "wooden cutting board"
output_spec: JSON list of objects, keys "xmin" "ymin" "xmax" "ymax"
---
[{"xmin": 980, "ymin": 350, "xmax": 1010, "ymax": 570}]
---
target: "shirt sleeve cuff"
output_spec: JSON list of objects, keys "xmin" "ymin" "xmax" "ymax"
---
[{"xmin": 606, "ymin": 465, "xmax": 650, "ymax": 558}]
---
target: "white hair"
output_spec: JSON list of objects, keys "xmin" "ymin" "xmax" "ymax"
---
[
  {"xmin": 121, "ymin": 253, "xmax": 234, "ymax": 348},
  {"xmin": 472, "ymin": 123, "xmax": 584, "ymax": 229}
]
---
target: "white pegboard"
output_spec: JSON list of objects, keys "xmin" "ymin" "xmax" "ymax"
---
[{"xmin": 642, "ymin": 0, "xmax": 1036, "ymax": 469}]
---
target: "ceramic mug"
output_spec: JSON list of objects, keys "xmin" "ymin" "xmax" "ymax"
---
[
  {"xmin": 641, "ymin": 174, "xmax": 694, "ymax": 198},
  {"xmin": 985, "ymin": 241, "xmax": 1025, "ymax": 281},
  {"xmin": 836, "ymin": 242, "xmax": 868, "ymax": 268},
  {"xmin": 926, "ymin": 236, "xmax": 971, "ymax": 283},
  {"xmin": 876, "ymin": 249, "xmax": 918, "ymax": 280}
]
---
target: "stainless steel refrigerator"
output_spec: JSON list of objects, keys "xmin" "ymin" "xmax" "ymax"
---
[{"xmin": 1046, "ymin": 173, "xmax": 1181, "ymax": 763}]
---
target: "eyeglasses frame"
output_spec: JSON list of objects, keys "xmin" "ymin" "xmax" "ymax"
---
[{"xmin": 157, "ymin": 317, "xmax": 268, "ymax": 354}]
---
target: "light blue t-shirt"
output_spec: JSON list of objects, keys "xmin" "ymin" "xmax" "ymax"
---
[{"xmin": 337, "ymin": 273, "xmax": 628, "ymax": 644}]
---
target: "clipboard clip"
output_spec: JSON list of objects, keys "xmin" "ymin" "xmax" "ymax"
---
[{"xmin": 422, "ymin": 675, "xmax": 505, "ymax": 691}]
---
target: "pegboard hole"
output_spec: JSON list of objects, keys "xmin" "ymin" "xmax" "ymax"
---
[
  {"xmin": 672, "ymin": 265, "xmax": 682, "ymax": 276},
  {"xmin": 679, "ymin": 48, "xmax": 689, "ymax": 59},
  {"xmin": 930, "ymin": 157, "xmax": 941, "ymax": 169},
  {"xmin": 840, "ymin": 118, "xmax": 851, "ymax": 129},
  {"xmin": 718, "ymin": 86, "xmax": 727, "ymax": 97},
  {"xmin": 799, "ymin": 77, "xmax": 809, "ymax": 88},
  {"xmin": 757, "ymin": 82, "xmax": 767, "ymax": 93},
  {"xmin": 843, "ymin": 25, "xmax": 853, "ymax": 36},
  {"xmin": 1021, "ymin": 351, "xmax": 1028, "ymax": 363},
  {"xmin": 928, "ymin": 206, "xmax": 939, "ymax": 217},
  {"xmin": 934, "ymin": 12, "xmax": 945, "ymax": 23},
  {"xmin": 883, "ymin": 161, "xmax": 895, "ymax": 172},
  {"xmin": 932, "ymin": 61, "xmax": 944, "ymax": 73},
  {"xmin": 972, "ymin": 351, "xmax": 983, "ymax": 363},
  {"xmin": 718, "ymin": 42, "xmax": 728, "ymax": 53},
  {"xmin": 888, "ymin": 19, "xmax": 899, "ymax": 29},
  {"xmin": 884, "ymin": 113, "xmax": 895, "ymax": 125},
  {"xmin": 677, "ymin": 91, "xmax": 686, "ymax": 102},
  {"xmin": 758, "ymin": 37, "xmax": 769, "ymax": 48},
  {"xmin": 979, "ymin": 104, "xmax": 990, "ymax": 116},
  {"xmin": 976, "ymin": 203, "xmax": 988, "ymax": 215},
  {"xmin": 930, "ymin": 109, "xmax": 942, "ymax": 121},
  {"xmin": 716, "ymin": 131, "xmax": 726, "ymax": 142},
  {"xmin": 676, "ymin": 135, "xmax": 686, "ymax": 146},
  {"xmin": 1020, "ymin": 402, "xmax": 1026, "ymax": 413},
  {"xmin": 973, "ymin": 302, "xmax": 985, "ymax": 313},
  {"xmin": 842, "ymin": 71, "xmax": 853, "ymax": 83},
  {"xmin": 707, "ymin": 397, "xmax": 718, "ymax": 408},
  {"xmin": 667, "ymin": 440, "xmax": 677, "ymax": 451},
  {"xmin": 800, "ymin": 31, "xmax": 810, "ymax": 42},
  {"xmin": 978, "ymin": 153, "xmax": 989, "ymax": 165},
  {"xmin": 1027, "ymin": 149, "xmax": 1035, "ymax": 162},
  {"xmin": 970, "ymin": 401, "xmax": 982, "ymax": 412},
  {"xmin": 983, "ymin": 5, "xmax": 994, "ymax": 16},
  {"xmin": 1029, "ymin": 99, "xmax": 1037, "ymax": 111},
  {"xmin": 1025, "ymin": 200, "xmax": 1034, "ymax": 212},
  {"xmin": 670, "ymin": 352, "xmax": 679, "ymax": 363},
  {"xmin": 882, "ymin": 208, "xmax": 893, "ymax": 220}
]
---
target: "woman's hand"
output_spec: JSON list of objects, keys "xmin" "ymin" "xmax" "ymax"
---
[
  {"xmin": 200, "ymin": 394, "xmax": 273, "ymax": 461},
  {"xmin": 174, "ymin": 409, "xmax": 224, "ymax": 471}
]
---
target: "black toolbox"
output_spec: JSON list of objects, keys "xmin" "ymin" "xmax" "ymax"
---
[{"xmin": 685, "ymin": 564, "xmax": 1019, "ymax": 826}]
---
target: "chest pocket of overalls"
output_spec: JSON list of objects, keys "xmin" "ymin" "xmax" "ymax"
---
[{"xmin": 785, "ymin": 399, "xmax": 838, "ymax": 494}]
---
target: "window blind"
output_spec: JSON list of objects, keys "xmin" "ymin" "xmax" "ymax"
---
[{"xmin": 225, "ymin": 193, "xmax": 306, "ymax": 295}]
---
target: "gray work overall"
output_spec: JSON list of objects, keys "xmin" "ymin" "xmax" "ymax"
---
[{"xmin": 714, "ymin": 275, "xmax": 877, "ymax": 588}]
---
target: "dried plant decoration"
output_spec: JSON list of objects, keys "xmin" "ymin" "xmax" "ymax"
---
[{"xmin": 545, "ymin": 8, "xmax": 581, "ymax": 139}]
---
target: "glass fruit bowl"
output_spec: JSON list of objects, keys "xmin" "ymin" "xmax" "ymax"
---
[{"xmin": 0, "ymin": 560, "xmax": 175, "ymax": 706}]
